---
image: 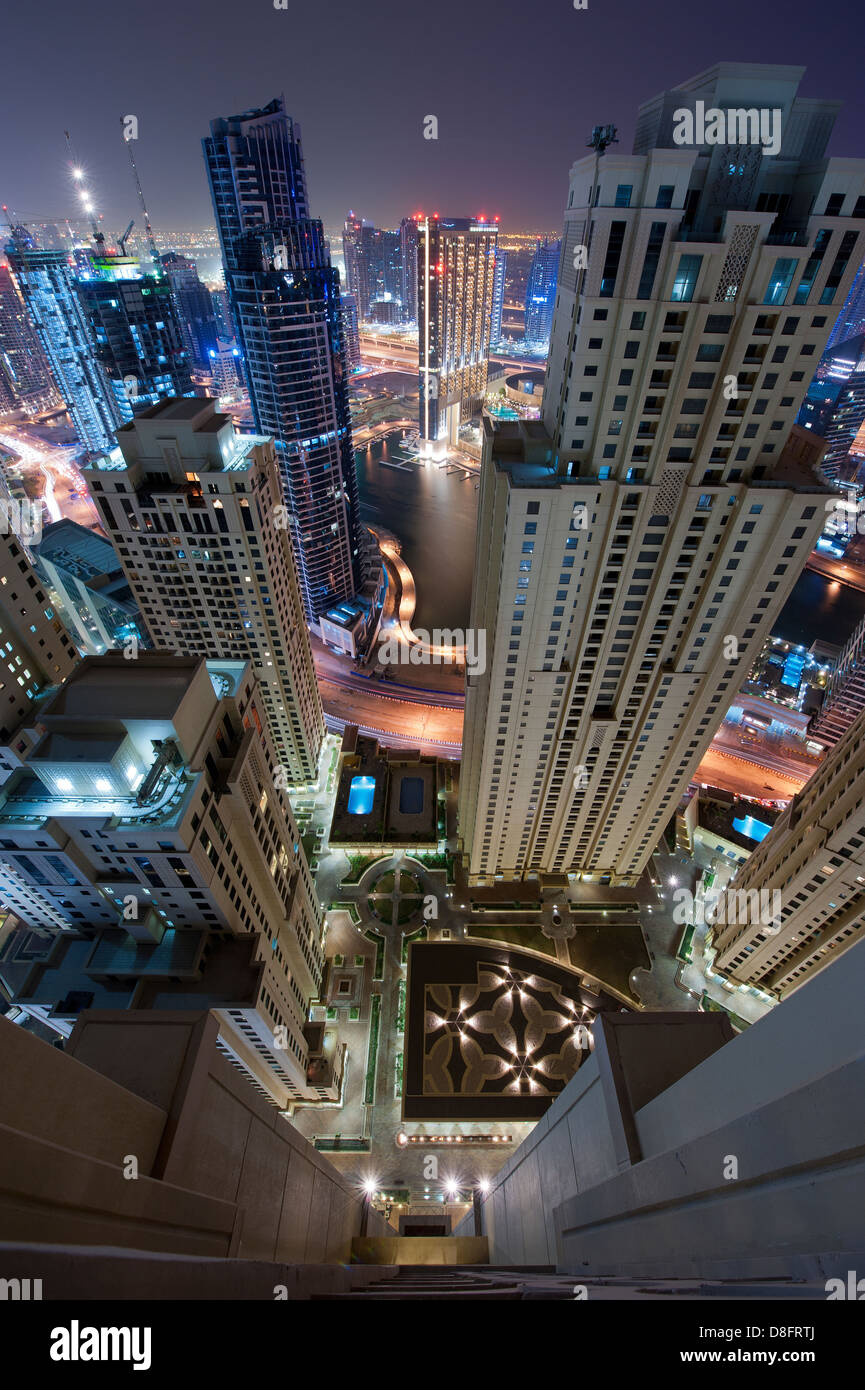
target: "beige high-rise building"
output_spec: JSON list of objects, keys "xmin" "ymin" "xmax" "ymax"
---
[
  {"xmin": 712, "ymin": 703, "xmax": 865, "ymax": 999},
  {"xmin": 82, "ymin": 397, "xmax": 325, "ymax": 785},
  {"xmin": 459, "ymin": 63, "xmax": 865, "ymax": 887},
  {"xmin": 0, "ymin": 652, "xmax": 331, "ymax": 1106},
  {"xmin": 0, "ymin": 528, "xmax": 78, "ymax": 745}
]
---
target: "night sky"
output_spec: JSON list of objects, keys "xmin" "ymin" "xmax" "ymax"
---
[{"xmin": 3, "ymin": 0, "xmax": 863, "ymax": 238}]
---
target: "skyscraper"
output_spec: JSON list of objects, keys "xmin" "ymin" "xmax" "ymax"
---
[
  {"xmin": 6, "ymin": 234, "xmax": 125, "ymax": 452},
  {"xmin": 459, "ymin": 63, "xmax": 865, "ymax": 887},
  {"xmin": 0, "ymin": 651, "xmax": 329, "ymax": 1105},
  {"xmin": 490, "ymin": 246, "xmax": 508, "ymax": 348},
  {"xmin": 712, "ymin": 699, "xmax": 865, "ymax": 998},
  {"xmin": 0, "ymin": 529, "xmax": 78, "ymax": 744},
  {"xmin": 810, "ymin": 609, "xmax": 865, "ymax": 747},
  {"xmin": 203, "ymin": 99, "xmax": 369, "ymax": 624},
  {"xmin": 816, "ymin": 365, "xmax": 865, "ymax": 484},
  {"xmin": 342, "ymin": 291, "xmax": 360, "ymax": 370},
  {"xmin": 81, "ymin": 397, "xmax": 325, "ymax": 783},
  {"xmin": 417, "ymin": 216, "xmax": 498, "ymax": 452},
  {"xmin": 160, "ymin": 251, "xmax": 220, "ymax": 367},
  {"xmin": 400, "ymin": 216, "xmax": 419, "ymax": 323},
  {"xmin": 825, "ymin": 257, "xmax": 865, "ymax": 350},
  {"xmin": 75, "ymin": 252, "xmax": 194, "ymax": 417},
  {"xmin": 0, "ymin": 263, "xmax": 59, "ymax": 416},
  {"xmin": 342, "ymin": 212, "xmax": 364, "ymax": 312},
  {"xmin": 523, "ymin": 238, "xmax": 561, "ymax": 350}
]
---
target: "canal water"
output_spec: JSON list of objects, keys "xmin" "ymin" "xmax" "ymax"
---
[
  {"xmin": 355, "ymin": 431, "xmax": 478, "ymax": 632},
  {"xmin": 355, "ymin": 429, "xmax": 865, "ymax": 650}
]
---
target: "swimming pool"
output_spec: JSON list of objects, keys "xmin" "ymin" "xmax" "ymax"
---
[
  {"xmin": 732, "ymin": 815, "xmax": 772, "ymax": 843},
  {"xmin": 348, "ymin": 775, "xmax": 376, "ymax": 815},
  {"xmin": 399, "ymin": 776, "xmax": 424, "ymax": 815}
]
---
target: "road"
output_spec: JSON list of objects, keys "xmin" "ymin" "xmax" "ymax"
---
[
  {"xmin": 319, "ymin": 677, "xmax": 462, "ymax": 753},
  {"xmin": 0, "ymin": 423, "xmax": 100, "ymax": 531},
  {"xmin": 693, "ymin": 746, "xmax": 807, "ymax": 801},
  {"xmin": 805, "ymin": 550, "xmax": 865, "ymax": 593}
]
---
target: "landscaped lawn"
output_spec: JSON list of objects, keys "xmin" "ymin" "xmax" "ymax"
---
[
  {"xmin": 396, "ymin": 896, "xmax": 422, "ymax": 924},
  {"xmin": 398, "ymin": 872, "xmax": 421, "ymax": 896},
  {"xmin": 565, "ymin": 923, "xmax": 650, "ymax": 1003},
  {"xmin": 465, "ymin": 922, "xmax": 558, "ymax": 959},
  {"xmin": 375, "ymin": 871, "xmax": 396, "ymax": 894},
  {"xmin": 343, "ymin": 853, "xmax": 385, "ymax": 884},
  {"xmin": 401, "ymin": 925, "xmax": 427, "ymax": 964}
]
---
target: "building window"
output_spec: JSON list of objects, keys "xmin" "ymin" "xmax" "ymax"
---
[
  {"xmin": 636, "ymin": 222, "xmax": 666, "ymax": 300},
  {"xmin": 763, "ymin": 258, "xmax": 797, "ymax": 306},
  {"xmin": 671, "ymin": 255, "xmax": 702, "ymax": 302}
]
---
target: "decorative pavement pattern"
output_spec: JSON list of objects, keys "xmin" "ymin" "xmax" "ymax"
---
[
  {"xmin": 404, "ymin": 943, "xmax": 606, "ymax": 1120},
  {"xmin": 423, "ymin": 964, "xmax": 591, "ymax": 1101}
]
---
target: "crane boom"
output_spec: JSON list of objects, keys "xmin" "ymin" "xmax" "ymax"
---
[{"xmin": 121, "ymin": 121, "xmax": 161, "ymax": 274}]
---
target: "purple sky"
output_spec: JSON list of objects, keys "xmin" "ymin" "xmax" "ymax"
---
[{"xmin": 3, "ymin": 0, "xmax": 863, "ymax": 239}]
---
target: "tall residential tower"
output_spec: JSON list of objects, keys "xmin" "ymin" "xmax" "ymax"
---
[
  {"xmin": 82, "ymin": 398, "xmax": 325, "ymax": 783},
  {"xmin": 459, "ymin": 63, "xmax": 865, "ymax": 886}
]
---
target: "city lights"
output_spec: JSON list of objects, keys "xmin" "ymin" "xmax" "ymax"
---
[{"xmin": 0, "ymin": 12, "xmax": 863, "ymax": 1324}]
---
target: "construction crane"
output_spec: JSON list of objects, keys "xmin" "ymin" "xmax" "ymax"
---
[
  {"xmin": 121, "ymin": 119, "xmax": 161, "ymax": 275},
  {"xmin": 64, "ymin": 130, "xmax": 104, "ymax": 249},
  {"xmin": 117, "ymin": 220, "xmax": 135, "ymax": 256}
]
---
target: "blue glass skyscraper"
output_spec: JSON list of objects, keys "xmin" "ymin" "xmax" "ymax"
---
[
  {"xmin": 203, "ymin": 98, "xmax": 367, "ymax": 623},
  {"xmin": 523, "ymin": 238, "xmax": 561, "ymax": 351},
  {"xmin": 490, "ymin": 246, "xmax": 507, "ymax": 348},
  {"xmin": 6, "ymin": 231, "xmax": 124, "ymax": 453}
]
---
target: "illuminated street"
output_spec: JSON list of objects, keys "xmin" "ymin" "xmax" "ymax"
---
[{"xmin": 0, "ymin": 423, "xmax": 101, "ymax": 530}]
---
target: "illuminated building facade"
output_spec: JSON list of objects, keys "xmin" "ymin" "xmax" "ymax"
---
[
  {"xmin": 490, "ymin": 247, "xmax": 507, "ymax": 348},
  {"xmin": 400, "ymin": 217, "xmax": 419, "ymax": 323},
  {"xmin": 204, "ymin": 99, "xmax": 369, "ymax": 624},
  {"xmin": 713, "ymin": 701, "xmax": 865, "ymax": 999},
  {"xmin": 523, "ymin": 238, "xmax": 561, "ymax": 350},
  {"xmin": 76, "ymin": 254, "xmax": 194, "ymax": 417},
  {"xmin": 0, "ymin": 652, "xmax": 331, "ymax": 1105},
  {"xmin": 160, "ymin": 251, "xmax": 220, "ymax": 367},
  {"xmin": 459, "ymin": 63, "xmax": 865, "ymax": 887},
  {"xmin": 810, "ymin": 609, "xmax": 865, "ymax": 747},
  {"xmin": 5, "ymin": 237, "xmax": 125, "ymax": 452},
  {"xmin": 0, "ymin": 263, "xmax": 59, "ymax": 415},
  {"xmin": 82, "ymin": 397, "xmax": 325, "ymax": 783},
  {"xmin": 417, "ymin": 216, "xmax": 498, "ymax": 450},
  {"xmin": 0, "ymin": 529, "xmax": 78, "ymax": 744},
  {"xmin": 341, "ymin": 292, "xmax": 360, "ymax": 370}
]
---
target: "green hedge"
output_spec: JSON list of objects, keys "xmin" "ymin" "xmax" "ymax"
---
[
  {"xmin": 364, "ymin": 993, "xmax": 382, "ymax": 1105},
  {"xmin": 363, "ymin": 928, "xmax": 386, "ymax": 980}
]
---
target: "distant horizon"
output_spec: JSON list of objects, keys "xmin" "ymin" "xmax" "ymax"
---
[{"xmin": 4, "ymin": 0, "xmax": 863, "ymax": 246}]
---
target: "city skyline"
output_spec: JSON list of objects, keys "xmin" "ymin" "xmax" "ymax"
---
[
  {"xmin": 2, "ymin": 0, "xmax": 864, "ymax": 239},
  {"xmin": 3, "ymin": 13, "xmax": 865, "ymax": 1315}
]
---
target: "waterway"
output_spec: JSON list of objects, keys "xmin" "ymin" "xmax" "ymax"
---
[
  {"xmin": 355, "ymin": 428, "xmax": 865, "ymax": 651},
  {"xmin": 355, "ymin": 430, "xmax": 478, "ymax": 631}
]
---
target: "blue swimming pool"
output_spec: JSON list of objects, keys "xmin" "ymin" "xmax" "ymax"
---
[
  {"xmin": 348, "ymin": 775, "xmax": 376, "ymax": 815},
  {"xmin": 732, "ymin": 815, "xmax": 772, "ymax": 843},
  {"xmin": 399, "ymin": 776, "xmax": 424, "ymax": 815}
]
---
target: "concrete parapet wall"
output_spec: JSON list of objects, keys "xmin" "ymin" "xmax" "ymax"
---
[{"xmin": 0, "ymin": 1244, "xmax": 399, "ymax": 1299}]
